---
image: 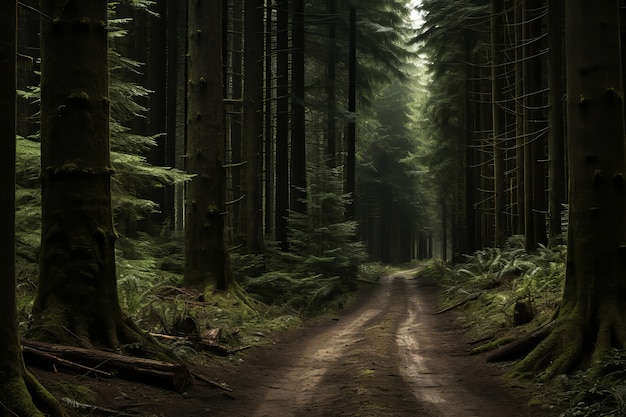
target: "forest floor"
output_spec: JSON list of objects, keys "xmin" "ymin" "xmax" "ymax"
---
[{"xmin": 31, "ymin": 268, "xmax": 562, "ymax": 417}]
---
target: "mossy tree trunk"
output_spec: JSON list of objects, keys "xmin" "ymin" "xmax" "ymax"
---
[
  {"xmin": 516, "ymin": 0, "xmax": 626, "ymax": 379},
  {"xmin": 0, "ymin": 2, "xmax": 66, "ymax": 415},
  {"xmin": 184, "ymin": 0, "xmax": 232, "ymax": 290},
  {"xmin": 33, "ymin": 0, "xmax": 142, "ymax": 349}
]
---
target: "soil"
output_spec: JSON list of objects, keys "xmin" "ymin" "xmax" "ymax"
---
[{"xmin": 31, "ymin": 269, "xmax": 560, "ymax": 417}]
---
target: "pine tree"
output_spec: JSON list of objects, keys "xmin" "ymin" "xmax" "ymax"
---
[
  {"xmin": 184, "ymin": 0, "xmax": 232, "ymax": 290},
  {"xmin": 0, "ymin": 2, "xmax": 66, "ymax": 414},
  {"xmin": 32, "ymin": 0, "xmax": 145, "ymax": 349}
]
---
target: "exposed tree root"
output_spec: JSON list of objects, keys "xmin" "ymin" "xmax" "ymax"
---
[
  {"xmin": 512, "ymin": 314, "xmax": 584, "ymax": 380},
  {"xmin": 508, "ymin": 300, "xmax": 626, "ymax": 381},
  {"xmin": 0, "ymin": 366, "xmax": 68, "ymax": 417},
  {"xmin": 486, "ymin": 323, "xmax": 553, "ymax": 363}
]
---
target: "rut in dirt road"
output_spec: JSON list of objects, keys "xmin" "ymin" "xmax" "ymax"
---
[{"xmin": 215, "ymin": 270, "xmax": 538, "ymax": 417}]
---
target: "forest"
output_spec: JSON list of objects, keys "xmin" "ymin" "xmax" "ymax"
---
[{"xmin": 1, "ymin": 0, "xmax": 626, "ymax": 416}]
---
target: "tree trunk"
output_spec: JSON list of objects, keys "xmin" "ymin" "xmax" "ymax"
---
[
  {"xmin": 547, "ymin": 0, "xmax": 566, "ymax": 247},
  {"xmin": 523, "ymin": 0, "xmax": 548, "ymax": 250},
  {"xmin": 166, "ymin": 0, "xmax": 188, "ymax": 232},
  {"xmin": 441, "ymin": 198, "xmax": 448, "ymax": 261},
  {"xmin": 264, "ymin": 0, "xmax": 275, "ymax": 239},
  {"xmin": 326, "ymin": 0, "xmax": 337, "ymax": 166},
  {"xmin": 346, "ymin": 7, "xmax": 356, "ymax": 221},
  {"xmin": 244, "ymin": 0, "xmax": 266, "ymax": 254},
  {"xmin": 514, "ymin": 0, "xmax": 526, "ymax": 236},
  {"xmin": 490, "ymin": 0, "xmax": 506, "ymax": 247},
  {"xmin": 290, "ymin": 0, "xmax": 306, "ymax": 215},
  {"xmin": 517, "ymin": 0, "xmax": 626, "ymax": 379},
  {"xmin": 275, "ymin": 0, "xmax": 289, "ymax": 250},
  {"xmin": 35, "ymin": 0, "xmax": 140, "ymax": 349},
  {"xmin": 227, "ymin": 0, "xmax": 244, "ymax": 247},
  {"xmin": 479, "ymin": 61, "xmax": 494, "ymax": 247},
  {"xmin": 146, "ymin": 2, "xmax": 169, "ymax": 229},
  {"xmin": 184, "ymin": 0, "xmax": 231, "ymax": 290},
  {"xmin": 0, "ymin": 3, "xmax": 66, "ymax": 415}
]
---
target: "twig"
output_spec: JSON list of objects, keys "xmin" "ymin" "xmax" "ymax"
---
[
  {"xmin": 433, "ymin": 293, "xmax": 480, "ymax": 314},
  {"xmin": 191, "ymin": 370, "xmax": 233, "ymax": 392}
]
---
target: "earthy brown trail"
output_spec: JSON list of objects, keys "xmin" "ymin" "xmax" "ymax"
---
[
  {"xmin": 210, "ymin": 270, "xmax": 551, "ymax": 417},
  {"xmin": 32, "ymin": 270, "xmax": 556, "ymax": 417}
]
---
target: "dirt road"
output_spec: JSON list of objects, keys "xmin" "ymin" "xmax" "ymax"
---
[
  {"xmin": 211, "ymin": 270, "xmax": 550, "ymax": 417},
  {"xmin": 33, "ymin": 269, "xmax": 555, "ymax": 416}
]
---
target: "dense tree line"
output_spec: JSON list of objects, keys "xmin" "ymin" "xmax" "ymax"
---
[
  {"xmin": 1, "ymin": 0, "xmax": 421, "ymax": 413},
  {"xmin": 417, "ymin": 0, "xmax": 626, "ymax": 379},
  {"xmin": 3, "ymin": 0, "xmax": 626, "ymax": 413}
]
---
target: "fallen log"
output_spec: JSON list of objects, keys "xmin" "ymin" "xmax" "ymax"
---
[
  {"xmin": 23, "ymin": 345, "xmax": 113, "ymax": 378},
  {"xmin": 22, "ymin": 339, "xmax": 193, "ymax": 392},
  {"xmin": 434, "ymin": 293, "xmax": 480, "ymax": 315},
  {"xmin": 486, "ymin": 323, "xmax": 554, "ymax": 363}
]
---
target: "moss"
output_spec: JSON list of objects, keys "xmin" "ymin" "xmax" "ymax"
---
[
  {"xmin": 0, "ymin": 368, "xmax": 69, "ymax": 417},
  {"xmin": 513, "ymin": 315, "xmax": 584, "ymax": 381},
  {"xmin": 470, "ymin": 335, "xmax": 516, "ymax": 355}
]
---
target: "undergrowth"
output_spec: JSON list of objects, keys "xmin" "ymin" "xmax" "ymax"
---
[
  {"xmin": 416, "ymin": 236, "xmax": 570, "ymax": 413},
  {"xmin": 558, "ymin": 350, "xmax": 626, "ymax": 417},
  {"xmin": 420, "ymin": 236, "xmax": 626, "ymax": 416},
  {"xmin": 420, "ymin": 236, "xmax": 566, "ymax": 346}
]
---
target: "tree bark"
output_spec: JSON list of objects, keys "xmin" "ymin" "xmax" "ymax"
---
[
  {"xmin": 326, "ymin": 0, "xmax": 337, "ymax": 166},
  {"xmin": 264, "ymin": 0, "xmax": 275, "ymax": 239},
  {"xmin": 490, "ymin": 0, "xmax": 506, "ymax": 247},
  {"xmin": 22, "ymin": 339, "xmax": 193, "ymax": 393},
  {"xmin": 523, "ymin": 0, "xmax": 548, "ymax": 250},
  {"xmin": 514, "ymin": 0, "xmax": 526, "ymax": 236},
  {"xmin": 35, "ymin": 0, "xmax": 141, "ymax": 349},
  {"xmin": 275, "ymin": 0, "xmax": 289, "ymax": 250},
  {"xmin": 225, "ymin": 0, "xmax": 244, "ymax": 247},
  {"xmin": 290, "ymin": 0, "xmax": 307, "ymax": 215},
  {"xmin": 0, "ymin": 3, "xmax": 66, "ymax": 415},
  {"xmin": 517, "ymin": 0, "xmax": 626, "ymax": 379},
  {"xmin": 184, "ymin": 0, "xmax": 232, "ymax": 290},
  {"xmin": 346, "ymin": 7, "xmax": 356, "ymax": 221},
  {"xmin": 547, "ymin": 0, "xmax": 566, "ymax": 247},
  {"xmin": 244, "ymin": 0, "xmax": 266, "ymax": 254}
]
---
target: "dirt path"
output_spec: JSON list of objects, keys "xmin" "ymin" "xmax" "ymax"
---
[
  {"xmin": 33, "ymin": 269, "xmax": 557, "ymax": 416},
  {"xmin": 210, "ymin": 270, "xmax": 551, "ymax": 417}
]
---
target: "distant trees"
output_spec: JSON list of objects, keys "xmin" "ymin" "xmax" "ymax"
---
[
  {"xmin": 7, "ymin": 0, "xmax": 422, "ymax": 340},
  {"xmin": 417, "ymin": 0, "xmax": 557, "ymax": 258},
  {"xmin": 243, "ymin": 0, "xmax": 265, "ymax": 255},
  {"xmin": 417, "ymin": 0, "xmax": 626, "ymax": 379}
]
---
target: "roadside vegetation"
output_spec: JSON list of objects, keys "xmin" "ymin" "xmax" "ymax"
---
[
  {"xmin": 418, "ymin": 239, "xmax": 626, "ymax": 417},
  {"xmin": 16, "ymin": 227, "xmax": 392, "ymax": 361}
]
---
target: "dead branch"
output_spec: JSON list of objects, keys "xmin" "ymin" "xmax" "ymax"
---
[
  {"xmin": 486, "ymin": 323, "xmax": 554, "ymax": 363},
  {"xmin": 23, "ymin": 345, "xmax": 113, "ymax": 378},
  {"xmin": 434, "ymin": 293, "xmax": 480, "ymax": 315},
  {"xmin": 22, "ymin": 339, "xmax": 193, "ymax": 392}
]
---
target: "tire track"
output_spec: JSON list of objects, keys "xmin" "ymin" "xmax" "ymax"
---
[{"xmin": 214, "ymin": 270, "xmax": 544, "ymax": 417}]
